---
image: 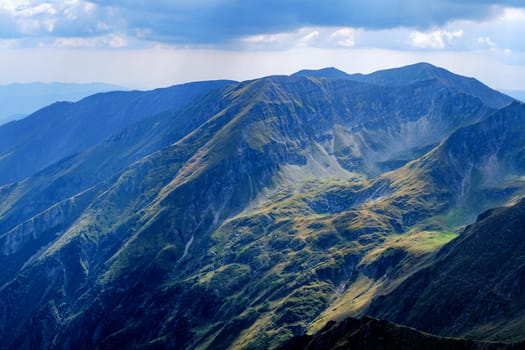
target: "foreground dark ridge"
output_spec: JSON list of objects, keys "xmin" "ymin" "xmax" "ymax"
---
[
  {"xmin": 368, "ymin": 197, "xmax": 525, "ymax": 342},
  {"xmin": 278, "ymin": 317, "xmax": 524, "ymax": 350}
]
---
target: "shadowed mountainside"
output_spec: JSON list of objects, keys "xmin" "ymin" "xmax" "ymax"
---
[
  {"xmin": 368, "ymin": 196, "xmax": 525, "ymax": 343},
  {"xmin": 278, "ymin": 317, "xmax": 523, "ymax": 350}
]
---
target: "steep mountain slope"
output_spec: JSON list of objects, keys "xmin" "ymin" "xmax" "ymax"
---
[
  {"xmin": 367, "ymin": 196, "xmax": 525, "ymax": 343},
  {"xmin": 384, "ymin": 101, "xmax": 525, "ymax": 225},
  {"xmin": 278, "ymin": 317, "xmax": 523, "ymax": 350},
  {"xmin": 301, "ymin": 101, "xmax": 525, "ymax": 336},
  {"xmin": 0, "ymin": 84, "xmax": 239, "ymax": 289},
  {"xmin": 186, "ymin": 102, "xmax": 525, "ymax": 348},
  {"xmin": 0, "ymin": 64, "xmax": 520, "ymax": 350},
  {"xmin": 0, "ymin": 82, "xmax": 236, "ymax": 236},
  {"xmin": 0, "ymin": 79, "xmax": 235, "ymax": 185}
]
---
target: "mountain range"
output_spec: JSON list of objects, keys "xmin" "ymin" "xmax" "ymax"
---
[{"xmin": 0, "ymin": 62, "xmax": 523, "ymax": 349}]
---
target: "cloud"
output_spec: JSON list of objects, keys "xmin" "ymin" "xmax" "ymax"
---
[
  {"xmin": 501, "ymin": 7, "xmax": 525, "ymax": 21},
  {"xmin": 301, "ymin": 30, "xmax": 320, "ymax": 44},
  {"xmin": 0, "ymin": 0, "xmax": 116, "ymax": 39},
  {"xmin": 409, "ymin": 29, "xmax": 464, "ymax": 49},
  {"xmin": 93, "ymin": 0, "xmax": 518, "ymax": 45},
  {"xmin": 0, "ymin": 1, "xmax": 524, "ymax": 95},
  {"xmin": 329, "ymin": 28, "xmax": 355, "ymax": 47},
  {"xmin": 477, "ymin": 36, "xmax": 496, "ymax": 48},
  {"xmin": 0, "ymin": 0, "xmax": 524, "ymax": 47},
  {"xmin": 52, "ymin": 33, "xmax": 129, "ymax": 48},
  {"xmin": 239, "ymin": 27, "xmax": 357, "ymax": 50}
]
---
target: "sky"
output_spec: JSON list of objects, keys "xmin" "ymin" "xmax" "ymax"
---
[{"xmin": 0, "ymin": 0, "xmax": 525, "ymax": 91}]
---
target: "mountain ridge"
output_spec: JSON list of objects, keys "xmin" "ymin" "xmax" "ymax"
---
[
  {"xmin": 0, "ymin": 82, "xmax": 124, "ymax": 126},
  {"xmin": 0, "ymin": 79, "xmax": 236, "ymax": 185},
  {"xmin": 293, "ymin": 62, "xmax": 513, "ymax": 109},
  {"xmin": 278, "ymin": 317, "xmax": 524, "ymax": 350}
]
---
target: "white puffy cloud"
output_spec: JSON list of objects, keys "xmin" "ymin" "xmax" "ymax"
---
[
  {"xmin": 0, "ymin": 0, "xmax": 117, "ymax": 42},
  {"xmin": 477, "ymin": 36, "xmax": 496, "ymax": 48},
  {"xmin": 300, "ymin": 30, "xmax": 320, "ymax": 44},
  {"xmin": 241, "ymin": 33, "xmax": 288, "ymax": 45},
  {"xmin": 240, "ymin": 27, "xmax": 356, "ymax": 50},
  {"xmin": 329, "ymin": 28, "xmax": 355, "ymax": 47},
  {"xmin": 500, "ymin": 7, "xmax": 525, "ymax": 21},
  {"xmin": 409, "ymin": 29, "xmax": 463, "ymax": 49}
]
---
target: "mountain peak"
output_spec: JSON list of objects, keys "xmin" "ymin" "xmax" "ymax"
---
[
  {"xmin": 292, "ymin": 62, "xmax": 446, "ymax": 82},
  {"xmin": 347, "ymin": 62, "xmax": 460, "ymax": 85},
  {"xmin": 291, "ymin": 67, "xmax": 351, "ymax": 79},
  {"xmin": 400, "ymin": 61, "xmax": 440, "ymax": 70},
  {"xmin": 292, "ymin": 62, "xmax": 512, "ymax": 109},
  {"xmin": 347, "ymin": 62, "xmax": 513, "ymax": 109}
]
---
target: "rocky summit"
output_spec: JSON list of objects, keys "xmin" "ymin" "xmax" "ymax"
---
[{"xmin": 0, "ymin": 63, "xmax": 524, "ymax": 349}]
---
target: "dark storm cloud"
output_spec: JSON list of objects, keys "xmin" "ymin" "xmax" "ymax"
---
[
  {"xmin": 89, "ymin": 0, "xmax": 524, "ymax": 44},
  {"xmin": 1, "ymin": 0, "xmax": 524, "ymax": 45}
]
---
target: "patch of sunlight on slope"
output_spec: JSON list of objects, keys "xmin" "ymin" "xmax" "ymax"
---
[
  {"xmin": 309, "ymin": 274, "xmax": 380, "ymax": 333},
  {"xmin": 309, "ymin": 229, "xmax": 458, "ymax": 334},
  {"xmin": 228, "ymin": 313, "xmax": 274, "ymax": 350},
  {"xmin": 238, "ymin": 173, "xmax": 368, "ymax": 220},
  {"xmin": 361, "ymin": 229, "xmax": 458, "ymax": 264}
]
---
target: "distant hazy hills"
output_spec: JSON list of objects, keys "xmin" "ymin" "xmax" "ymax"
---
[
  {"xmin": 0, "ymin": 82, "xmax": 124, "ymax": 125},
  {"xmin": 0, "ymin": 63, "xmax": 524, "ymax": 350}
]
